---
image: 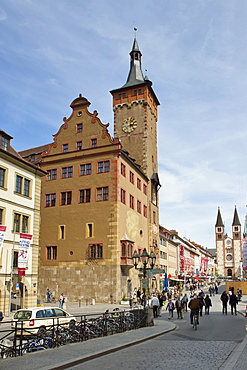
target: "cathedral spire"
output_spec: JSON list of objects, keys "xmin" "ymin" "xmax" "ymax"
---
[
  {"xmin": 215, "ymin": 207, "xmax": 224, "ymax": 227},
  {"xmin": 122, "ymin": 38, "xmax": 146, "ymax": 88},
  {"xmin": 232, "ymin": 206, "xmax": 241, "ymax": 226}
]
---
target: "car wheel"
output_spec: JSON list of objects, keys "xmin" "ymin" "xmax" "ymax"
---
[{"xmin": 37, "ymin": 326, "xmax": 46, "ymax": 337}]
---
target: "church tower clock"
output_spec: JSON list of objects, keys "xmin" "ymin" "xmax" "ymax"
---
[{"xmin": 110, "ymin": 36, "xmax": 161, "ymax": 254}]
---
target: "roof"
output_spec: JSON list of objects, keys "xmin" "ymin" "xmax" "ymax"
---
[
  {"xmin": 232, "ymin": 206, "xmax": 241, "ymax": 226},
  {"xmin": 215, "ymin": 207, "xmax": 224, "ymax": 227}
]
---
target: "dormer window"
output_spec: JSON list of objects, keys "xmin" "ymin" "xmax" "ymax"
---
[{"xmin": 1, "ymin": 136, "xmax": 8, "ymax": 150}]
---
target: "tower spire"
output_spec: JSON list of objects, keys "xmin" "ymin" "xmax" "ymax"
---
[
  {"xmin": 122, "ymin": 37, "xmax": 145, "ymax": 88},
  {"xmin": 215, "ymin": 207, "xmax": 224, "ymax": 227},
  {"xmin": 232, "ymin": 206, "xmax": 241, "ymax": 226}
]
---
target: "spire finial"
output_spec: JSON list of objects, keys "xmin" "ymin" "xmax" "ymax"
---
[{"xmin": 133, "ymin": 22, "xmax": 137, "ymax": 37}]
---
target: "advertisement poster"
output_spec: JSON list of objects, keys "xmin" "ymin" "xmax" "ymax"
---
[
  {"xmin": 242, "ymin": 238, "xmax": 247, "ymax": 273},
  {"xmin": 0, "ymin": 226, "xmax": 6, "ymax": 252},
  {"xmin": 18, "ymin": 233, "xmax": 32, "ymax": 276}
]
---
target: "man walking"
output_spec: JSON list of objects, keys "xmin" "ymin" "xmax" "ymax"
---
[
  {"xmin": 175, "ymin": 296, "xmax": 184, "ymax": 319},
  {"xmin": 150, "ymin": 294, "xmax": 160, "ymax": 318},
  {"xmin": 229, "ymin": 289, "xmax": 238, "ymax": 315},
  {"xmin": 220, "ymin": 291, "xmax": 228, "ymax": 314}
]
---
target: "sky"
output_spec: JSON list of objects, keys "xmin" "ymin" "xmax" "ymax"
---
[{"xmin": 1, "ymin": 0, "xmax": 247, "ymax": 249}]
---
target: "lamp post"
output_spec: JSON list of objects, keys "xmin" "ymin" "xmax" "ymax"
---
[{"xmin": 132, "ymin": 248, "xmax": 156, "ymax": 308}]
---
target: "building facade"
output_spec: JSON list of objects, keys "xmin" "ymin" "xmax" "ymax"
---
[
  {"xmin": 20, "ymin": 38, "xmax": 160, "ymax": 304},
  {"xmin": 0, "ymin": 130, "xmax": 45, "ymax": 314},
  {"xmin": 215, "ymin": 207, "xmax": 242, "ymax": 278}
]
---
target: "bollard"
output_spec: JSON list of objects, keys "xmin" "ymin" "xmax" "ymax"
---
[
  {"xmin": 86, "ymin": 298, "xmax": 88, "ymax": 306},
  {"xmin": 79, "ymin": 299, "xmax": 81, "ymax": 307}
]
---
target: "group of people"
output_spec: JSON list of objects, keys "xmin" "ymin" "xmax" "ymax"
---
[
  {"xmin": 46, "ymin": 288, "xmax": 65, "ymax": 309},
  {"xmin": 220, "ymin": 287, "xmax": 239, "ymax": 315}
]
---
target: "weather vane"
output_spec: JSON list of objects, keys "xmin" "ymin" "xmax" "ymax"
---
[{"xmin": 133, "ymin": 22, "xmax": 137, "ymax": 36}]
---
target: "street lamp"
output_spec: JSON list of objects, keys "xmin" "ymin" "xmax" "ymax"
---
[{"xmin": 132, "ymin": 248, "xmax": 156, "ymax": 308}]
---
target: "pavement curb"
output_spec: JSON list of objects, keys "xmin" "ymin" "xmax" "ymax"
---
[{"xmin": 42, "ymin": 322, "xmax": 177, "ymax": 370}]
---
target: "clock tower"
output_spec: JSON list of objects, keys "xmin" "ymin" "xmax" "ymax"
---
[
  {"xmin": 110, "ymin": 37, "xmax": 160, "ymax": 181},
  {"xmin": 110, "ymin": 37, "xmax": 161, "ymax": 254}
]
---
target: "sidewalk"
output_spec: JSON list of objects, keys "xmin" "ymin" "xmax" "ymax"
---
[{"xmin": 2, "ymin": 304, "xmax": 176, "ymax": 370}]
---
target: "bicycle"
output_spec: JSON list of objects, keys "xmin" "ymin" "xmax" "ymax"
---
[{"xmin": 192, "ymin": 312, "xmax": 198, "ymax": 330}]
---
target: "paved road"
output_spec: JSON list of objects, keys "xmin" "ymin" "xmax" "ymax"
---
[{"xmin": 69, "ymin": 287, "xmax": 247, "ymax": 370}]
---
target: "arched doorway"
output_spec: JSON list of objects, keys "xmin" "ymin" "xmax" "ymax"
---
[{"xmin": 227, "ymin": 269, "xmax": 232, "ymax": 277}]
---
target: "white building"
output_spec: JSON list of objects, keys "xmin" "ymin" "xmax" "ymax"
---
[{"xmin": 0, "ymin": 130, "xmax": 45, "ymax": 315}]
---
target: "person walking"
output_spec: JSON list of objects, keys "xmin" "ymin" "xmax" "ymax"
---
[
  {"xmin": 204, "ymin": 294, "xmax": 212, "ymax": 314},
  {"xmin": 175, "ymin": 296, "xmax": 184, "ymax": 319},
  {"xmin": 157, "ymin": 294, "xmax": 163, "ymax": 316},
  {"xmin": 220, "ymin": 291, "xmax": 228, "ymax": 314},
  {"xmin": 46, "ymin": 288, "xmax": 51, "ymax": 303},
  {"xmin": 182, "ymin": 294, "xmax": 188, "ymax": 312},
  {"xmin": 150, "ymin": 294, "xmax": 160, "ymax": 318},
  {"xmin": 166, "ymin": 299, "xmax": 175, "ymax": 319},
  {"xmin": 59, "ymin": 293, "xmax": 65, "ymax": 309},
  {"xmin": 197, "ymin": 291, "xmax": 205, "ymax": 317},
  {"xmin": 229, "ymin": 289, "xmax": 238, "ymax": 315}
]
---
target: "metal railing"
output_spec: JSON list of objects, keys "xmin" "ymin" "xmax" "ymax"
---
[{"xmin": 0, "ymin": 308, "xmax": 147, "ymax": 359}]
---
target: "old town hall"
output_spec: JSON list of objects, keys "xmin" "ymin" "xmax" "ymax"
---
[{"xmin": 20, "ymin": 38, "xmax": 161, "ymax": 303}]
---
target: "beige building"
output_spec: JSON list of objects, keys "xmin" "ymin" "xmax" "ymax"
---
[
  {"xmin": 20, "ymin": 38, "xmax": 160, "ymax": 303},
  {"xmin": 0, "ymin": 130, "xmax": 45, "ymax": 314},
  {"xmin": 215, "ymin": 207, "xmax": 242, "ymax": 278}
]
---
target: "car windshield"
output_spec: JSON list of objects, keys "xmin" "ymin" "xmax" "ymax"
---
[{"xmin": 14, "ymin": 310, "xmax": 32, "ymax": 320}]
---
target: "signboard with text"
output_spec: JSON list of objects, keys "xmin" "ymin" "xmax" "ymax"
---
[{"xmin": 18, "ymin": 233, "xmax": 32, "ymax": 276}]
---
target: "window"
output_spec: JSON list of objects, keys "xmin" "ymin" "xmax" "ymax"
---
[
  {"xmin": 13, "ymin": 251, "xmax": 18, "ymax": 267},
  {"xmin": 118, "ymin": 93, "xmax": 127, "ymax": 99},
  {"xmin": 91, "ymin": 138, "xmax": 97, "ymax": 148},
  {"xmin": 61, "ymin": 191, "xmax": 72, "ymax": 205},
  {"xmin": 234, "ymin": 226, "xmax": 239, "ymax": 231},
  {"xmin": 1, "ymin": 136, "xmax": 8, "ymax": 150},
  {"xmin": 30, "ymin": 155, "xmax": 35, "ymax": 162},
  {"xmin": 96, "ymin": 187, "xmax": 109, "ymax": 201},
  {"xmin": 63, "ymin": 144, "xmax": 68, "ymax": 153},
  {"xmin": 0, "ymin": 208, "xmax": 3, "ymax": 225},
  {"xmin": 88, "ymin": 243, "xmax": 103, "ymax": 259},
  {"xmin": 77, "ymin": 123, "xmax": 83, "ymax": 133},
  {"xmin": 130, "ymin": 171, "xmax": 134, "ymax": 184},
  {"xmin": 47, "ymin": 169, "xmax": 57, "ymax": 181},
  {"xmin": 153, "ymin": 211, "xmax": 156, "ymax": 224},
  {"xmin": 62, "ymin": 166, "xmax": 73, "ymax": 178},
  {"xmin": 46, "ymin": 193, "xmax": 56, "ymax": 207},
  {"xmin": 80, "ymin": 163, "xmax": 91, "ymax": 176},
  {"xmin": 121, "ymin": 189, "xmax": 126, "ymax": 204},
  {"xmin": 121, "ymin": 243, "xmax": 126, "ymax": 256},
  {"xmin": 13, "ymin": 213, "xmax": 29, "ymax": 233},
  {"xmin": 137, "ymin": 200, "xmax": 141, "ymax": 214},
  {"xmin": 97, "ymin": 160, "xmax": 110, "ymax": 173},
  {"xmin": 79, "ymin": 189, "xmax": 91, "ymax": 203},
  {"xmin": 143, "ymin": 205, "xmax": 147, "ymax": 218},
  {"xmin": 23, "ymin": 179, "xmax": 30, "ymax": 197},
  {"xmin": 137, "ymin": 178, "xmax": 141, "ymax": 190},
  {"xmin": 0, "ymin": 168, "xmax": 5, "ymax": 188},
  {"xmin": 15, "ymin": 174, "xmax": 31, "ymax": 197},
  {"xmin": 46, "ymin": 246, "xmax": 57, "ymax": 260},
  {"xmin": 127, "ymin": 244, "xmax": 133, "ymax": 257},
  {"xmin": 121, "ymin": 163, "xmax": 126, "ymax": 177},
  {"xmin": 16, "ymin": 175, "xmax": 22, "ymax": 194},
  {"xmin": 234, "ymin": 233, "xmax": 239, "ymax": 239},
  {"xmin": 22, "ymin": 216, "xmax": 29, "ymax": 233},
  {"xmin": 86, "ymin": 223, "xmax": 94, "ymax": 238},
  {"xmin": 217, "ymin": 227, "xmax": 222, "ymax": 233},
  {"xmin": 143, "ymin": 184, "xmax": 147, "ymax": 195},
  {"xmin": 130, "ymin": 195, "xmax": 134, "ymax": 210},
  {"xmin": 59, "ymin": 226, "xmax": 65, "ymax": 240},
  {"xmin": 77, "ymin": 141, "xmax": 82, "ymax": 150}
]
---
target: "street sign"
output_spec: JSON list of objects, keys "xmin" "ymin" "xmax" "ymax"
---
[
  {"xmin": 16, "ymin": 283, "xmax": 20, "ymax": 290},
  {"xmin": 148, "ymin": 269, "xmax": 166, "ymax": 274}
]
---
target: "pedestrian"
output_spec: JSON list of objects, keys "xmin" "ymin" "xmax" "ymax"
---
[
  {"xmin": 59, "ymin": 293, "xmax": 65, "ymax": 309},
  {"xmin": 182, "ymin": 294, "xmax": 188, "ymax": 312},
  {"xmin": 150, "ymin": 294, "xmax": 160, "ymax": 318},
  {"xmin": 188, "ymin": 295, "xmax": 202, "ymax": 325},
  {"xmin": 166, "ymin": 299, "xmax": 175, "ymax": 319},
  {"xmin": 158, "ymin": 294, "xmax": 163, "ymax": 316},
  {"xmin": 137, "ymin": 289, "xmax": 141, "ymax": 304},
  {"xmin": 229, "ymin": 289, "xmax": 238, "ymax": 315},
  {"xmin": 46, "ymin": 288, "xmax": 51, "ymax": 303},
  {"xmin": 204, "ymin": 294, "xmax": 212, "ymax": 314},
  {"xmin": 175, "ymin": 296, "xmax": 184, "ymax": 319},
  {"xmin": 197, "ymin": 291, "xmax": 205, "ymax": 316},
  {"xmin": 220, "ymin": 291, "xmax": 228, "ymax": 314}
]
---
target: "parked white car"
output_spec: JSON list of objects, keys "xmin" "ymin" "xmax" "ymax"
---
[{"xmin": 11, "ymin": 307, "xmax": 76, "ymax": 336}]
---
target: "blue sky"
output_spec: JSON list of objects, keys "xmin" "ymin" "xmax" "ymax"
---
[{"xmin": 1, "ymin": 0, "xmax": 247, "ymax": 248}]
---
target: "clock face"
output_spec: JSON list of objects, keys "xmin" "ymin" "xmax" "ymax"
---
[{"xmin": 122, "ymin": 117, "xmax": 137, "ymax": 133}]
